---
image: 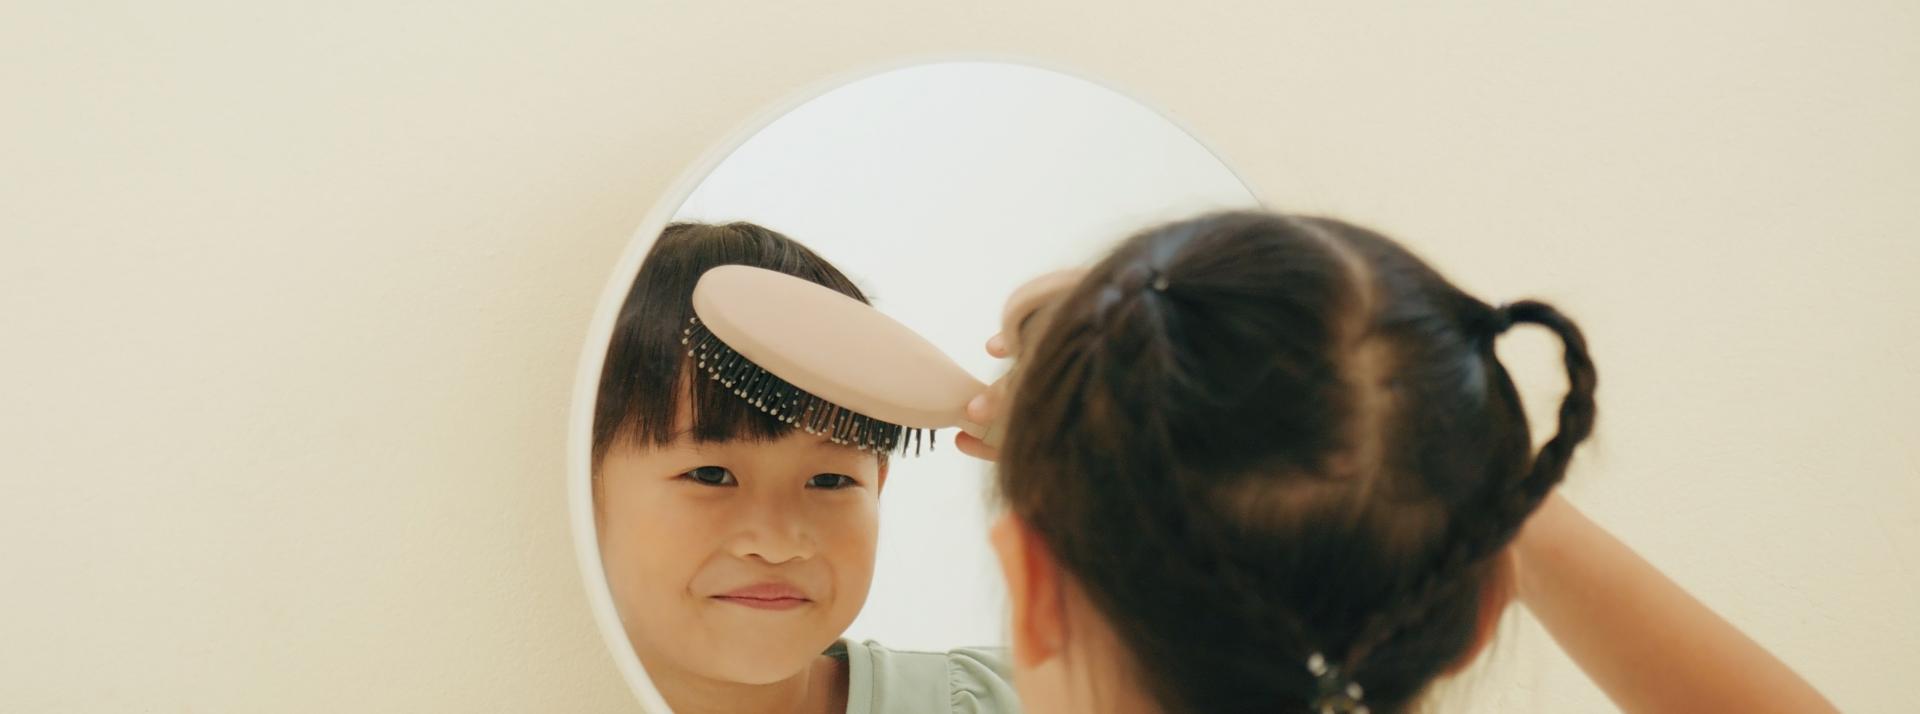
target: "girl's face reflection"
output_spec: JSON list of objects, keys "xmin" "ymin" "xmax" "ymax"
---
[{"xmin": 597, "ymin": 397, "xmax": 884, "ymax": 685}]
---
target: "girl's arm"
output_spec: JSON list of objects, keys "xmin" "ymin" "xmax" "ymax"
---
[{"xmin": 1511, "ymin": 493, "xmax": 1838, "ymax": 713}]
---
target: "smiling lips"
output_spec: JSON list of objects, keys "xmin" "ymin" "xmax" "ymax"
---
[{"xmin": 712, "ymin": 582, "xmax": 812, "ymax": 610}]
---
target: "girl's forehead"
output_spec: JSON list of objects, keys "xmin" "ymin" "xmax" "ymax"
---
[
  {"xmin": 669, "ymin": 425, "xmax": 878, "ymax": 461},
  {"xmin": 666, "ymin": 398, "xmax": 877, "ymax": 455}
]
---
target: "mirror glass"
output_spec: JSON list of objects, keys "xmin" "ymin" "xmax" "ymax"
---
[{"xmin": 586, "ymin": 60, "xmax": 1258, "ymax": 712}]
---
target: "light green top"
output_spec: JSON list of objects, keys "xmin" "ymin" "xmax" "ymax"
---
[{"xmin": 827, "ymin": 639, "xmax": 1021, "ymax": 714}]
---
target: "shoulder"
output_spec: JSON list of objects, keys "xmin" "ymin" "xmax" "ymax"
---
[
  {"xmin": 842, "ymin": 639, "xmax": 1021, "ymax": 714},
  {"xmin": 941, "ymin": 645, "xmax": 1018, "ymax": 713}
]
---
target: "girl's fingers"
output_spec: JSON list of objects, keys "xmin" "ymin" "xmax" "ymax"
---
[
  {"xmin": 985, "ymin": 333, "xmax": 1009, "ymax": 359},
  {"xmin": 966, "ymin": 392, "xmax": 994, "ymax": 423},
  {"xmin": 954, "ymin": 431, "xmax": 1000, "ymax": 462}
]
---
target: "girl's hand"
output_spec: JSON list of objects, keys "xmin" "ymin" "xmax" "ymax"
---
[
  {"xmin": 954, "ymin": 268, "xmax": 1086, "ymax": 463},
  {"xmin": 954, "ymin": 334, "xmax": 1009, "ymax": 462}
]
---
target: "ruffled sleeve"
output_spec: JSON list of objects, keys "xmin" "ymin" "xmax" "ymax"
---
[{"xmin": 841, "ymin": 639, "xmax": 1021, "ymax": 713}]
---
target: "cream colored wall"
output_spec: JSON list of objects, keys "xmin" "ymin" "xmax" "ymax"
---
[{"xmin": 2, "ymin": 2, "xmax": 1913, "ymax": 712}]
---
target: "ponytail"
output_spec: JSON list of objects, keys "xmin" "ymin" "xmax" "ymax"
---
[{"xmin": 1348, "ymin": 300, "xmax": 1598, "ymax": 672}]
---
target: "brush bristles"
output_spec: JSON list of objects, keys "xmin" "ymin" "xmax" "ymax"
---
[{"xmin": 683, "ymin": 317, "xmax": 930, "ymax": 456}]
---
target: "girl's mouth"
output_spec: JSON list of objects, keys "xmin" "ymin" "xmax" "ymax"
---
[{"xmin": 711, "ymin": 582, "xmax": 813, "ymax": 610}]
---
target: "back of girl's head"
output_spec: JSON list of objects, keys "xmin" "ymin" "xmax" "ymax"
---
[
  {"xmin": 593, "ymin": 221, "xmax": 871, "ymax": 464},
  {"xmin": 997, "ymin": 211, "xmax": 1596, "ymax": 713}
]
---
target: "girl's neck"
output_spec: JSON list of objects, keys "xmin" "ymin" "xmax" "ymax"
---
[{"xmin": 642, "ymin": 651, "xmax": 847, "ymax": 714}]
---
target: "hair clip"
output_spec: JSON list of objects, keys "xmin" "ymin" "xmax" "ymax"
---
[
  {"xmin": 1145, "ymin": 267, "xmax": 1170, "ymax": 293},
  {"xmin": 1307, "ymin": 652, "xmax": 1369, "ymax": 714}
]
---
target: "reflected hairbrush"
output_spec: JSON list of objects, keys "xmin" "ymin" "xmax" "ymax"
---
[{"xmin": 684, "ymin": 265, "xmax": 1077, "ymax": 456}]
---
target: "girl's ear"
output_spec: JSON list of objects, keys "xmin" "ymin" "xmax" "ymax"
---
[
  {"xmin": 875, "ymin": 460, "xmax": 889, "ymax": 493},
  {"xmin": 991, "ymin": 512, "xmax": 1067, "ymax": 667}
]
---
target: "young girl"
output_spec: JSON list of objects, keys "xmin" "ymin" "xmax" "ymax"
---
[
  {"xmin": 964, "ymin": 211, "xmax": 1836, "ymax": 713},
  {"xmin": 593, "ymin": 222, "xmax": 1017, "ymax": 714}
]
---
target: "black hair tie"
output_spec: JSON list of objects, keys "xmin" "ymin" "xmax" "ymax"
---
[{"xmin": 1488, "ymin": 303, "xmax": 1517, "ymax": 335}]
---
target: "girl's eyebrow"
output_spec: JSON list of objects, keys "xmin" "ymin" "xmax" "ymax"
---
[
  {"xmin": 806, "ymin": 435, "xmax": 855, "ymax": 451},
  {"xmin": 809, "ymin": 440, "xmax": 882, "ymax": 463}
]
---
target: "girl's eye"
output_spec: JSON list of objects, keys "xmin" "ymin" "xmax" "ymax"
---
[
  {"xmin": 682, "ymin": 466, "xmax": 737, "ymax": 487},
  {"xmin": 807, "ymin": 473, "xmax": 857, "ymax": 490}
]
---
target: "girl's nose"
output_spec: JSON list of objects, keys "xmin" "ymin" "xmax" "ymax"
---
[{"xmin": 726, "ymin": 495, "xmax": 816, "ymax": 564}]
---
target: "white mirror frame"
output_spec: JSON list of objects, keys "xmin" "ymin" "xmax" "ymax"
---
[{"xmin": 565, "ymin": 54, "xmax": 1264, "ymax": 713}]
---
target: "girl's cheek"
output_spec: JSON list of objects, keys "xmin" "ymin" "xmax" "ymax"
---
[
  {"xmin": 623, "ymin": 494, "xmax": 732, "ymax": 562},
  {"xmin": 805, "ymin": 494, "xmax": 873, "ymax": 534},
  {"xmin": 832, "ymin": 503, "xmax": 882, "ymax": 557}
]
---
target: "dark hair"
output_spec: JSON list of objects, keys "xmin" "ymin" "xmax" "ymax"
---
[
  {"xmin": 592, "ymin": 221, "xmax": 875, "ymax": 465},
  {"xmin": 996, "ymin": 211, "xmax": 1596, "ymax": 713}
]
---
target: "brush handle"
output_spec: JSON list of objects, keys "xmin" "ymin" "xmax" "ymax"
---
[{"xmin": 956, "ymin": 418, "xmax": 992, "ymax": 441}]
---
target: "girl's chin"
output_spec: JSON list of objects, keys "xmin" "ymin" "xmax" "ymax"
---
[
  {"xmin": 684, "ymin": 626, "xmax": 842, "ymax": 683},
  {"xmin": 698, "ymin": 650, "xmax": 831, "ymax": 686}
]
